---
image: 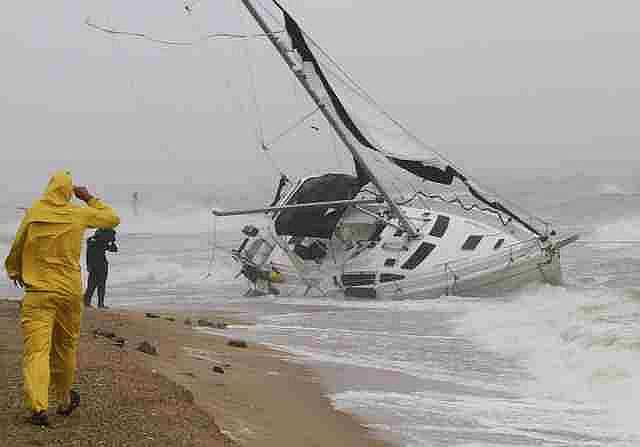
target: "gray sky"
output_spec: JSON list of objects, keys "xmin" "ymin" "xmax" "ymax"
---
[{"xmin": 2, "ymin": 0, "xmax": 639, "ymax": 194}]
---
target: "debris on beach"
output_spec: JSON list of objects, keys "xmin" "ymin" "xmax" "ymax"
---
[
  {"xmin": 93, "ymin": 328, "xmax": 116, "ymax": 339},
  {"xmin": 143, "ymin": 312, "xmax": 176, "ymax": 321},
  {"xmin": 136, "ymin": 341, "xmax": 158, "ymax": 356},
  {"xmin": 184, "ymin": 318, "xmax": 192, "ymax": 326},
  {"xmin": 227, "ymin": 339, "xmax": 248, "ymax": 348},
  {"xmin": 212, "ymin": 366, "xmax": 225, "ymax": 374},
  {"xmin": 92, "ymin": 328, "xmax": 128, "ymax": 348},
  {"xmin": 197, "ymin": 319, "xmax": 227, "ymax": 329}
]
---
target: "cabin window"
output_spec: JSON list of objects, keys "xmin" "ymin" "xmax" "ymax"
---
[
  {"xmin": 384, "ymin": 258, "xmax": 396, "ymax": 267},
  {"xmin": 429, "ymin": 215, "xmax": 450, "ymax": 238},
  {"xmin": 380, "ymin": 273, "xmax": 405, "ymax": 283},
  {"xmin": 494, "ymin": 238, "xmax": 505, "ymax": 250},
  {"xmin": 462, "ymin": 235, "xmax": 483, "ymax": 251},
  {"xmin": 401, "ymin": 242, "xmax": 436, "ymax": 270},
  {"xmin": 341, "ymin": 273, "xmax": 376, "ymax": 287}
]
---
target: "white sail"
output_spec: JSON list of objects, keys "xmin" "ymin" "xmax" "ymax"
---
[{"xmin": 274, "ymin": 1, "xmax": 464, "ymax": 186}]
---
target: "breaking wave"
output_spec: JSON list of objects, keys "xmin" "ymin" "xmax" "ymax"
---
[
  {"xmin": 590, "ymin": 215, "xmax": 640, "ymax": 250},
  {"xmin": 105, "ymin": 251, "xmax": 240, "ymax": 288},
  {"xmin": 453, "ymin": 284, "xmax": 640, "ymax": 437},
  {"xmin": 597, "ymin": 183, "xmax": 632, "ymax": 196}
]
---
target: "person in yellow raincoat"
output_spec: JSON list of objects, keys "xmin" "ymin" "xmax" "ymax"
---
[{"xmin": 4, "ymin": 171, "xmax": 120, "ymax": 426}]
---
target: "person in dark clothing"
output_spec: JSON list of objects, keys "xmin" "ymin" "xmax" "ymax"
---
[{"xmin": 84, "ymin": 229, "xmax": 117, "ymax": 308}]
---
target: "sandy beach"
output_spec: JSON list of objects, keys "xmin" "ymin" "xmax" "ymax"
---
[{"xmin": 2, "ymin": 298, "xmax": 391, "ymax": 446}]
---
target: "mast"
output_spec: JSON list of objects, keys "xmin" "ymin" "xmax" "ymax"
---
[{"xmin": 240, "ymin": 0, "xmax": 418, "ymax": 238}]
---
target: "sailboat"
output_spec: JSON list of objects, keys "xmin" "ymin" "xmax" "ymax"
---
[{"xmin": 213, "ymin": 0, "xmax": 579, "ymax": 299}]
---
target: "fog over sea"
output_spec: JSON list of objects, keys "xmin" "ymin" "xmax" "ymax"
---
[{"xmin": 2, "ymin": 167, "xmax": 640, "ymax": 446}]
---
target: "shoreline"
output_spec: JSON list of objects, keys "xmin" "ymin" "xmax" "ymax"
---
[{"xmin": 3, "ymin": 298, "xmax": 392, "ymax": 446}]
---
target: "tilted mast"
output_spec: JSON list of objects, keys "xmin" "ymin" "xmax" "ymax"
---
[{"xmin": 240, "ymin": 0, "xmax": 418, "ymax": 237}]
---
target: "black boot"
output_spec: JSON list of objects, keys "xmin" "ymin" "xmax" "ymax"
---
[
  {"xmin": 28, "ymin": 411, "xmax": 50, "ymax": 426},
  {"xmin": 57, "ymin": 390, "xmax": 81, "ymax": 416}
]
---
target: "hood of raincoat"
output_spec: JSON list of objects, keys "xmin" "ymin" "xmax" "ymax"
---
[
  {"xmin": 41, "ymin": 171, "xmax": 73, "ymax": 206},
  {"xmin": 28, "ymin": 171, "xmax": 75, "ymax": 223}
]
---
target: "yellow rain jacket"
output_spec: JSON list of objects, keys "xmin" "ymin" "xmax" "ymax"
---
[
  {"xmin": 4, "ymin": 171, "xmax": 120, "ymax": 413},
  {"xmin": 5, "ymin": 171, "xmax": 120, "ymax": 297}
]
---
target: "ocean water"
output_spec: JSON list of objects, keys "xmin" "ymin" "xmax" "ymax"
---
[{"xmin": 2, "ymin": 171, "xmax": 640, "ymax": 446}]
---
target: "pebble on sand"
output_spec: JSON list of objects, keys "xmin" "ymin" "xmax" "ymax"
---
[
  {"xmin": 136, "ymin": 341, "xmax": 158, "ymax": 356},
  {"xmin": 227, "ymin": 339, "xmax": 248, "ymax": 348},
  {"xmin": 197, "ymin": 319, "xmax": 228, "ymax": 329}
]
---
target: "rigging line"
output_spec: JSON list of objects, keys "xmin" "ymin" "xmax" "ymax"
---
[
  {"xmin": 259, "ymin": 1, "xmax": 350, "ymax": 176},
  {"xmin": 303, "ymin": 37, "xmax": 548, "ymax": 226},
  {"xmin": 242, "ymin": 9, "xmax": 264, "ymax": 146},
  {"xmin": 85, "ymin": 17, "xmax": 284, "ymax": 46},
  {"xmin": 406, "ymin": 191, "xmax": 515, "ymax": 227},
  {"xmin": 573, "ymin": 240, "xmax": 640, "ymax": 245},
  {"xmin": 263, "ymin": 106, "xmax": 321, "ymax": 148},
  {"xmin": 329, "ymin": 127, "xmax": 345, "ymax": 171},
  {"xmin": 260, "ymin": 0, "xmax": 312, "ymax": 158},
  {"xmin": 205, "ymin": 213, "xmax": 217, "ymax": 279},
  {"xmin": 243, "ymin": 31, "xmax": 267, "ymax": 161},
  {"xmin": 239, "ymin": 5, "xmax": 288, "ymax": 179},
  {"xmin": 260, "ymin": 135, "xmax": 286, "ymax": 177}
]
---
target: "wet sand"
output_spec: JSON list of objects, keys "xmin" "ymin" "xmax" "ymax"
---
[{"xmin": 2, "ymin": 298, "xmax": 391, "ymax": 446}]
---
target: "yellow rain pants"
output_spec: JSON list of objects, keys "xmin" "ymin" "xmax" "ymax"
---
[
  {"xmin": 20, "ymin": 292, "xmax": 83, "ymax": 412},
  {"xmin": 4, "ymin": 171, "xmax": 120, "ymax": 412}
]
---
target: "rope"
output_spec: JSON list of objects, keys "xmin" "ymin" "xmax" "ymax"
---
[
  {"xmin": 262, "ymin": 106, "xmax": 321, "ymax": 149},
  {"xmin": 85, "ymin": 17, "xmax": 284, "ymax": 46},
  {"xmin": 240, "ymin": 30, "xmax": 287, "ymax": 179},
  {"xmin": 204, "ymin": 214, "xmax": 217, "ymax": 279},
  {"xmin": 573, "ymin": 240, "xmax": 640, "ymax": 245},
  {"xmin": 401, "ymin": 191, "xmax": 514, "ymax": 227},
  {"xmin": 242, "ymin": 38, "xmax": 264, "ymax": 145}
]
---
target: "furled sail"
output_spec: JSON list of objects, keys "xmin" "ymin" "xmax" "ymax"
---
[{"xmin": 273, "ymin": 1, "xmax": 464, "ymax": 186}]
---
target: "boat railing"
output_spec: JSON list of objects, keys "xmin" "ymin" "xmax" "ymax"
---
[{"xmin": 413, "ymin": 193, "xmax": 535, "ymax": 241}]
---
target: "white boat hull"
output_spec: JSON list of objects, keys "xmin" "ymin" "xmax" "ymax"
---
[
  {"xmin": 253, "ymin": 247, "xmax": 562, "ymax": 300},
  {"xmin": 232, "ymin": 202, "xmax": 575, "ymax": 300},
  {"xmin": 374, "ymin": 250, "xmax": 561, "ymax": 300}
]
